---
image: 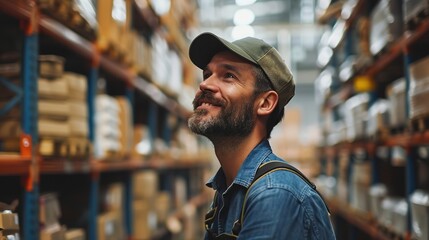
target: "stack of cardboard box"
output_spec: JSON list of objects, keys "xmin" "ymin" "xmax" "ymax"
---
[{"xmin": 38, "ymin": 55, "xmax": 90, "ymax": 158}]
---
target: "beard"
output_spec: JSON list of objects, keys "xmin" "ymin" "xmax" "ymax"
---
[{"xmin": 188, "ymin": 91, "xmax": 255, "ymax": 139}]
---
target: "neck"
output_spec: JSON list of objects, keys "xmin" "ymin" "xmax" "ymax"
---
[{"xmin": 211, "ymin": 133, "xmax": 265, "ymax": 186}]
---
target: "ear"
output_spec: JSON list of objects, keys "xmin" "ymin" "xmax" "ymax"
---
[{"xmin": 256, "ymin": 90, "xmax": 278, "ymax": 116}]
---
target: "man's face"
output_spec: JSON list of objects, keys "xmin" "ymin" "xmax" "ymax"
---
[{"xmin": 188, "ymin": 51, "xmax": 257, "ymax": 139}]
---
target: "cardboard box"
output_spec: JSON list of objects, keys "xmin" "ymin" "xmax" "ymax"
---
[
  {"xmin": 40, "ymin": 193, "xmax": 61, "ymax": 228},
  {"xmin": 97, "ymin": 211, "xmax": 125, "ymax": 240},
  {"xmin": 40, "ymin": 225, "xmax": 67, "ymax": 240},
  {"xmin": 65, "ymin": 228, "xmax": 85, "ymax": 240},
  {"xmin": 97, "ymin": 0, "xmax": 132, "ymax": 52},
  {"xmin": 63, "ymin": 72, "xmax": 87, "ymax": 101},
  {"xmin": 0, "ymin": 231, "xmax": 20, "ymax": 239},
  {"xmin": 0, "ymin": 212, "xmax": 19, "ymax": 231},
  {"xmin": 38, "ymin": 78, "xmax": 69, "ymax": 100},
  {"xmin": 103, "ymin": 183, "xmax": 123, "ymax": 212},
  {"xmin": 116, "ymin": 96, "xmax": 133, "ymax": 156},
  {"xmin": 133, "ymin": 171, "xmax": 158, "ymax": 199},
  {"xmin": 133, "ymin": 199, "xmax": 156, "ymax": 239},
  {"xmin": 38, "ymin": 100, "xmax": 69, "ymax": 120},
  {"xmin": 39, "ymin": 119, "xmax": 70, "ymax": 138},
  {"xmin": 69, "ymin": 117, "xmax": 88, "ymax": 138},
  {"xmin": 155, "ymin": 192, "xmax": 171, "ymax": 224}
]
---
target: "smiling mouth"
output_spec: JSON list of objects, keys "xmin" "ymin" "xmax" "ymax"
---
[{"xmin": 195, "ymin": 101, "xmax": 220, "ymax": 111}]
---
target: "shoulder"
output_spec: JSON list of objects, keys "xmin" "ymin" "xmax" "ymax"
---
[{"xmin": 248, "ymin": 167, "xmax": 315, "ymax": 204}]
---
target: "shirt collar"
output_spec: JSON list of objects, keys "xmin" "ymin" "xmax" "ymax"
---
[{"xmin": 206, "ymin": 139, "xmax": 273, "ymax": 190}]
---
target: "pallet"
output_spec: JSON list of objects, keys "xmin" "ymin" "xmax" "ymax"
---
[{"xmin": 39, "ymin": 137, "xmax": 92, "ymax": 158}]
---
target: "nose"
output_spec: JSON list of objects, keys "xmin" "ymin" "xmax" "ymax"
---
[{"xmin": 199, "ymin": 74, "xmax": 218, "ymax": 93}]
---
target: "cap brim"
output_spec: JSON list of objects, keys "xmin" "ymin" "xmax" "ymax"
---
[{"xmin": 189, "ymin": 32, "xmax": 257, "ymax": 69}]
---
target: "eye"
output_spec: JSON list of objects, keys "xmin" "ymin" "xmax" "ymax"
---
[
  {"xmin": 224, "ymin": 72, "xmax": 236, "ymax": 79},
  {"xmin": 202, "ymin": 70, "xmax": 211, "ymax": 80}
]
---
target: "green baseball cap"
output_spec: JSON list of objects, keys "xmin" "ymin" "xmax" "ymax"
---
[{"xmin": 189, "ymin": 32, "xmax": 295, "ymax": 108}]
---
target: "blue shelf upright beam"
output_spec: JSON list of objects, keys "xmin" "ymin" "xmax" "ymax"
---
[
  {"xmin": 21, "ymin": 31, "xmax": 39, "ymax": 240},
  {"xmin": 125, "ymin": 85, "xmax": 135, "ymax": 237},
  {"xmin": 87, "ymin": 67, "xmax": 98, "ymax": 143},
  {"xmin": 148, "ymin": 101, "xmax": 159, "ymax": 143},
  {"xmin": 88, "ymin": 173, "xmax": 100, "ymax": 240}
]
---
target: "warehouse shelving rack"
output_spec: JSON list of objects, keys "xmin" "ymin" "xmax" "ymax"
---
[
  {"xmin": 317, "ymin": 0, "xmax": 429, "ymax": 239},
  {"xmin": 0, "ymin": 1, "xmax": 211, "ymax": 239}
]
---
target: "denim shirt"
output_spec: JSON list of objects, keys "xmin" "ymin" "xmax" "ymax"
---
[{"xmin": 205, "ymin": 140, "xmax": 336, "ymax": 239}]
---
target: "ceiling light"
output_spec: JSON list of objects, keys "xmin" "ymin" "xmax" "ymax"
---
[
  {"xmin": 233, "ymin": 9, "xmax": 255, "ymax": 25},
  {"xmin": 235, "ymin": 0, "xmax": 257, "ymax": 6},
  {"xmin": 231, "ymin": 25, "xmax": 255, "ymax": 40}
]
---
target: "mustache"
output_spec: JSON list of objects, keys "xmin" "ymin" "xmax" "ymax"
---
[{"xmin": 192, "ymin": 91, "xmax": 225, "ymax": 110}]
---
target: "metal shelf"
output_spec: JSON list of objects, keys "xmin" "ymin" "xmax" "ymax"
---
[
  {"xmin": 0, "ymin": 155, "xmax": 32, "ymax": 175},
  {"xmin": 39, "ymin": 15, "xmax": 96, "ymax": 62},
  {"xmin": 37, "ymin": 157, "xmax": 210, "ymax": 174}
]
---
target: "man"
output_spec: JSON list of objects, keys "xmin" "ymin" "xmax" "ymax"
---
[{"xmin": 188, "ymin": 32, "xmax": 336, "ymax": 239}]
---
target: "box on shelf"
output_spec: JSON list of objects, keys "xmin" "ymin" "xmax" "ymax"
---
[
  {"xmin": 40, "ymin": 225, "xmax": 67, "ymax": 240},
  {"xmin": 379, "ymin": 197, "xmax": 402, "ymax": 229},
  {"xmin": 39, "ymin": 55, "xmax": 65, "ymax": 79},
  {"xmin": 63, "ymin": 72, "xmax": 87, "ymax": 101},
  {"xmin": 129, "ymin": 31, "xmax": 152, "ymax": 77},
  {"xmin": 386, "ymin": 78, "xmax": 407, "ymax": 129},
  {"xmin": 95, "ymin": 94, "xmax": 121, "ymax": 159},
  {"xmin": 369, "ymin": 0, "xmax": 403, "ymax": 56},
  {"xmin": 133, "ymin": 170, "xmax": 159, "ymax": 200},
  {"xmin": 369, "ymin": 183, "xmax": 387, "ymax": 218},
  {"xmin": 131, "ymin": 124, "xmax": 153, "ymax": 158},
  {"xmin": 38, "ymin": 78, "xmax": 69, "ymax": 100},
  {"xmin": 97, "ymin": 0, "xmax": 132, "ymax": 55},
  {"xmin": 65, "ymin": 228, "xmax": 85, "ymax": 240},
  {"xmin": 40, "ymin": 193, "xmax": 61, "ymax": 228},
  {"xmin": 366, "ymin": 99, "xmax": 390, "ymax": 139},
  {"xmin": 350, "ymin": 160, "xmax": 372, "ymax": 212},
  {"xmin": 0, "ymin": 232, "xmax": 20, "ymax": 240},
  {"xmin": 39, "ymin": 0, "xmax": 97, "ymax": 41},
  {"xmin": 155, "ymin": 191, "xmax": 172, "ymax": 225},
  {"xmin": 133, "ymin": 199, "xmax": 157, "ymax": 239},
  {"xmin": 0, "ymin": 211, "xmax": 19, "ymax": 233},
  {"xmin": 411, "ymin": 190, "xmax": 429, "ymax": 240},
  {"xmin": 39, "ymin": 119, "xmax": 70, "ymax": 138},
  {"xmin": 392, "ymin": 199, "xmax": 408, "ymax": 235},
  {"xmin": 409, "ymin": 56, "xmax": 429, "ymax": 120},
  {"xmin": 97, "ymin": 211, "xmax": 125, "ymax": 240},
  {"xmin": 38, "ymin": 100, "xmax": 70, "ymax": 121},
  {"xmin": 116, "ymin": 96, "xmax": 133, "ymax": 157},
  {"xmin": 344, "ymin": 93, "xmax": 369, "ymax": 141},
  {"xmin": 102, "ymin": 183, "xmax": 124, "ymax": 212}
]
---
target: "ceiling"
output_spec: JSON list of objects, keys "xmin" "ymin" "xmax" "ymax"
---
[{"xmin": 193, "ymin": 0, "xmax": 327, "ymax": 85}]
